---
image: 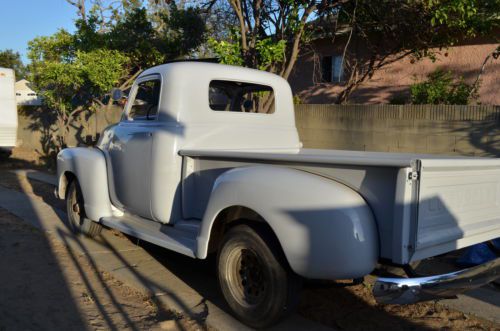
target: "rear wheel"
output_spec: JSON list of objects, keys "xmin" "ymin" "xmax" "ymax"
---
[
  {"xmin": 66, "ymin": 179, "xmax": 102, "ymax": 237},
  {"xmin": 217, "ymin": 224, "xmax": 301, "ymax": 328}
]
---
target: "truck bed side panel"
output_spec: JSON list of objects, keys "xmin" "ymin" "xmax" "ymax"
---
[{"xmin": 182, "ymin": 155, "xmax": 405, "ymax": 261}]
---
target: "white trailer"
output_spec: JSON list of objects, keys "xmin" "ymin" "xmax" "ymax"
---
[{"xmin": 0, "ymin": 68, "xmax": 18, "ymax": 150}]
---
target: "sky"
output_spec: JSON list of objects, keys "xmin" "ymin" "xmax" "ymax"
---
[{"xmin": 0, "ymin": 0, "xmax": 77, "ymax": 63}]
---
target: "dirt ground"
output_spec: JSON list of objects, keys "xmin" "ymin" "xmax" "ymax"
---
[
  {"xmin": 299, "ymin": 280, "xmax": 499, "ymax": 331},
  {"xmin": 0, "ymin": 152, "xmax": 210, "ymax": 331},
  {"xmin": 0, "ymin": 208, "xmax": 209, "ymax": 331},
  {"xmin": 0, "ymin": 152, "xmax": 499, "ymax": 331}
]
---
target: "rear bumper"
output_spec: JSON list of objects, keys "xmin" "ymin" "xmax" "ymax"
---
[{"xmin": 373, "ymin": 258, "xmax": 500, "ymax": 304}]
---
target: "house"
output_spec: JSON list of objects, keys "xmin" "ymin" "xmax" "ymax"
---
[
  {"xmin": 289, "ymin": 34, "xmax": 499, "ymax": 105},
  {"xmin": 15, "ymin": 79, "xmax": 42, "ymax": 106}
]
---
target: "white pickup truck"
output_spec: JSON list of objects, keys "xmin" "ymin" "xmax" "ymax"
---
[{"xmin": 57, "ymin": 62, "xmax": 500, "ymax": 328}]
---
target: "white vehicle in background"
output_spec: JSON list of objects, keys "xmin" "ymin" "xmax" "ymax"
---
[{"xmin": 0, "ymin": 68, "xmax": 18, "ymax": 152}]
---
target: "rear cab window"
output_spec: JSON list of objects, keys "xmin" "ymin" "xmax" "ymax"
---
[{"xmin": 209, "ymin": 80, "xmax": 275, "ymax": 114}]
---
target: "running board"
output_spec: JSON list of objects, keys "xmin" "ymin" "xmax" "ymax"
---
[{"xmin": 100, "ymin": 215, "xmax": 199, "ymax": 258}]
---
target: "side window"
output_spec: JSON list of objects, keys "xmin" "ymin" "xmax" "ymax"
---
[
  {"xmin": 209, "ymin": 80, "xmax": 275, "ymax": 114},
  {"xmin": 128, "ymin": 79, "xmax": 161, "ymax": 120}
]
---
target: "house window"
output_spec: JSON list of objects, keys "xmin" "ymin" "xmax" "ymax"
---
[{"xmin": 322, "ymin": 55, "xmax": 344, "ymax": 83}]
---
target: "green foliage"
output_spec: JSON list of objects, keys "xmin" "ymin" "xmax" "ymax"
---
[
  {"xmin": 107, "ymin": 8, "xmax": 162, "ymax": 67},
  {"xmin": 209, "ymin": 34, "xmax": 287, "ymax": 71},
  {"xmin": 208, "ymin": 31, "xmax": 244, "ymax": 66},
  {"xmin": 428, "ymin": 0, "xmax": 499, "ymax": 37},
  {"xmin": 0, "ymin": 49, "xmax": 27, "ymax": 79},
  {"xmin": 75, "ymin": 6, "xmax": 206, "ymax": 70},
  {"xmin": 28, "ymin": 30, "xmax": 130, "ymax": 148},
  {"xmin": 26, "ymin": 2, "xmax": 206, "ymax": 151},
  {"xmin": 29, "ymin": 32, "xmax": 129, "ymax": 107},
  {"xmin": 429, "ymin": 0, "xmax": 478, "ymax": 28},
  {"xmin": 207, "ymin": 0, "xmax": 327, "ymax": 76},
  {"xmin": 162, "ymin": 4, "xmax": 206, "ymax": 57},
  {"xmin": 410, "ymin": 70, "xmax": 478, "ymax": 105},
  {"xmin": 292, "ymin": 95, "xmax": 302, "ymax": 105},
  {"xmin": 255, "ymin": 39, "xmax": 287, "ymax": 71},
  {"xmin": 77, "ymin": 50, "xmax": 129, "ymax": 94},
  {"xmin": 28, "ymin": 30, "xmax": 75, "ymax": 63}
]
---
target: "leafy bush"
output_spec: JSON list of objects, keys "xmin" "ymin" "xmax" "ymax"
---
[
  {"xmin": 293, "ymin": 95, "xmax": 302, "ymax": 105},
  {"xmin": 410, "ymin": 70, "xmax": 478, "ymax": 105}
]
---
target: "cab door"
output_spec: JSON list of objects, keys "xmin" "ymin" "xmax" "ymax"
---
[{"xmin": 106, "ymin": 75, "xmax": 162, "ymax": 219}]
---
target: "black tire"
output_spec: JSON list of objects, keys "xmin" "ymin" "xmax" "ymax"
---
[
  {"xmin": 66, "ymin": 179, "xmax": 102, "ymax": 237},
  {"xmin": 217, "ymin": 224, "xmax": 302, "ymax": 329}
]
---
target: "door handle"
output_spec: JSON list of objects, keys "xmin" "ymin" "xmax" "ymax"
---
[{"xmin": 127, "ymin": 132, "xmax": 153, "ymax": 137}]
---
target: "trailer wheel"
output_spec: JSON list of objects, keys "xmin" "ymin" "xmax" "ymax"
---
[
  {"xmin": 217, "ymin": 224, "xmax": 301, "ymax": 328},
  {"xmin": 66, "ymin": 179, "xmax": 102, "ymax": 237}
]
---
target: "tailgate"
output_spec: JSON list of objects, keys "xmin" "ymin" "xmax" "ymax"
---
[{"xmin": 412, "ymin": 158, "xmax": 500, "ymax": 261}]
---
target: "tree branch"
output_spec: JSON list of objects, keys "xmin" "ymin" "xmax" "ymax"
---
[
  {"xmin": 281, "ymin": 2, "xmax": 317, "ymax": 79},
  {"xmin": 230, "ymin": 0, "xmax": 249, "ymax": 59}
]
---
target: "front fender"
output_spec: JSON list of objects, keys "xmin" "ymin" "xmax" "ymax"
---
[
  {"xmin": 198, "ymin": 165, "xmax": 379, "ymax": 280},
  {"xmin": 57, "ymin": 147, "xmax": 113, "ymax": 221}
]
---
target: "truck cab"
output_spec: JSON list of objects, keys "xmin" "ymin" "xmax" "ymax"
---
[{"xmin": 97, "ymin": 63, "xmax": 300, "ymax": 224}]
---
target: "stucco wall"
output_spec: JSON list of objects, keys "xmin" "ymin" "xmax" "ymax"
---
[
  {"xmin": 295, "ymin": 104, "xmax": 500, "ymax": 157},
  {"xmin": 290, "ymin": 40, "xmax": 500, "ymax": 105}
]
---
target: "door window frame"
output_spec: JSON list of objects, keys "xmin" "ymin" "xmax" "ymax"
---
[{"xmin": 122, "ymin": 74, "xmax": 162, "ymax": 122}]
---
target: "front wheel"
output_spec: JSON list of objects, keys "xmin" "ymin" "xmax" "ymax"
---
[
  {"xmin": 66, "ymin": 179, "xmax": 102, "ymax": 237},
  {"xmin": 217, "ymin": 224, "xmax": 302, "ymax": 328}
]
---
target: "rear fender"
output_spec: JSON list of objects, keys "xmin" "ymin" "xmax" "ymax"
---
[
  {"xmin": 57, "ymin": 147, "xmax": 113, "ymax": 221},
  {"xmin": 197, "ymin": 165, "xmax": 379, "ymax": 280}
]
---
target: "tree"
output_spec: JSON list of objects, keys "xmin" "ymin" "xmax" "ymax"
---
[
  {"xmin": 206, "ymin": 0, "xmax": 499, "ymax": 103},
  {"xmin": 74, "ymin": 5, "xmax": 206, "ymax": 89},
  {"xmin": 0, "ymin": 49, "xmax": 26, "ymax": 79},
  {"xmin": 27, "ymin": 2, "xmax": 207, "ymax": 154},
  {"xmin": 208, "ymin": 1, "xmax": 338, "ymax": 79},
  {"xmin": 28, "ymin": 30, "xmax": 129, "ymax": 150}
]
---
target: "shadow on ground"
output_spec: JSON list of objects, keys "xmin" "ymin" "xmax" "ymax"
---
[{"xmin": 0, "ymin": 156, "xmax": 202, "ymax": 331}]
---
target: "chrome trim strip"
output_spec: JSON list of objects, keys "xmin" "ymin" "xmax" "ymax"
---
[{"xmin": 373, "ymin": 258, "xmax": 500, "ymax": 304}]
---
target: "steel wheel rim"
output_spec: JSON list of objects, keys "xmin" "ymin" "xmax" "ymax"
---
[{"xmin": 226, "ymin": 247, "xmax": 268, "ymax": 308}]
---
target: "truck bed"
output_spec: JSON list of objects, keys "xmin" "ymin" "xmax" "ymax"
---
[
  {"xmin": 181, "ymin": 148, "xmax": 473, "ymax": 167},
  {"xmin": 180, "ymin": 148, "xmax": 500, "ymax": 264}
]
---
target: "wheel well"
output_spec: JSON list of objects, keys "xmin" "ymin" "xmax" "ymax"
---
[
  {"xmin": 206, "ymin": 206, "xmax": 279, "ymax": 255},
  {"xmin": 60, "ymin": 171, "xmax": 76, "ymax": 199}
]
